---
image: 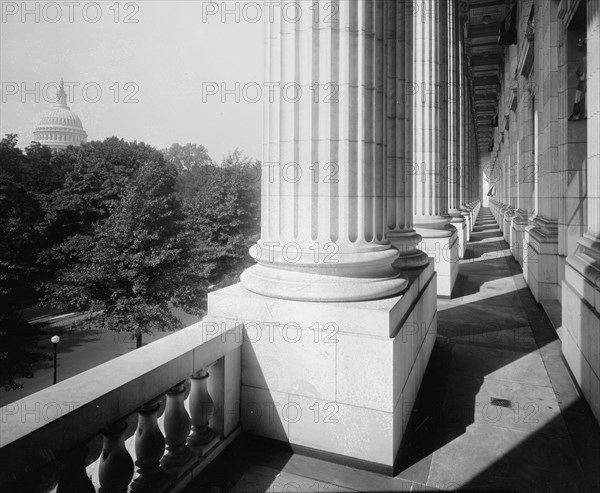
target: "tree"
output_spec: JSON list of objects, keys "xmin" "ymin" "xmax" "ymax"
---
[
  {"xmin": 39, "ymin": 138, "xmax": 166, "ymax": 276},
  {"xmin": 0, "ymin": 135, "xmax": 51, "ymax": 390},
  {"xmin": 46, "ymin": 159, "xmax": 205, "ymax": 347},
  {"xmin": 162, "ymin": 142, "xmax": 213, "ymax": 172},
  {"xmin": 183, "ymin": 150, "xmax": 261, "ymax": 288}
]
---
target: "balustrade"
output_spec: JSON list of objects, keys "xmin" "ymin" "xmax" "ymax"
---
[{"xmin": 0, "ymin": 320, "xmax": 242, "ymax": 493}]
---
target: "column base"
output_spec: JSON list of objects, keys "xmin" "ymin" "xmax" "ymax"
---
[
  {"xmin": 523, "ymin": 216, "xmax": 559, "ymax": 302},
  {"xmin": 241, "ymin": 244, "xmax": 407, "ymax": 302},
  {"xmin": 207, "ymin": 261, "xmax": 438, "ymax": 471},
  {"xmin": 503, "ymin": 207, "xmax": 516, "ymax": 244},
  {"xmin": 498, "ymin": 204, "xmax": 510, "ymax": 232},
  {"xmin": 460, "ymin": 206, "xmax": 471, "ymax": 241},
  {"xmin": 389, "ymin": 229, "xmax": 430, "ymax": 269},
  {"xmin": 563, "ymin": 238, "xmax": 600, "ymax": 424},
  {"xmin": 415, "ymin": 225, "xmax": 459, "ymax": 298},
  {"xmin": 449, "ymin": 210, "xmax": 467, "ymax": 259}
]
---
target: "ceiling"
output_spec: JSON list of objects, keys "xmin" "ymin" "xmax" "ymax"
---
[{"xmin": 463, "ymin": 0, "xmax": 509, "ymax": 153}]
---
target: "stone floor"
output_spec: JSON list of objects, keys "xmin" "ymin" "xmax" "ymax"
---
[{"xmin": 184, "ymin": 208, "xmax": 600, "ymax": 492}]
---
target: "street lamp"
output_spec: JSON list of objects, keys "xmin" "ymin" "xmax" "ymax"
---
[{"xmin": 51, "ymin": 335, "xmax": 60, "ymax": 384}]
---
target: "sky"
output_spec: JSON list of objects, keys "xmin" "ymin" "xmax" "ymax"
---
[{"xmin": 0, "ymin": 0, "xmax": 265, "ymax": 162}]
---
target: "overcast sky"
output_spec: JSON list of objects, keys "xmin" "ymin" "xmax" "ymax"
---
[{"xmin": 1, "ymin": 1, "xmax": 265, "ymax": 162}]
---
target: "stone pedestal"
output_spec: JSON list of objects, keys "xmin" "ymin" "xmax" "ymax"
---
[
  {"xmin": 563, "ymin": 235, "xmax": 600, "ymax": 425},
  {"xmin": 510, "ymin": 210, "xmax": 529, "ymax": 266},
  {"xmin": 207, "ymin": 262, "xmax": 438, "ymax": 471},
  {"xmin": 416, "ymin": 228, "xmax": 459, "ymax": 298},
  {"xmin": 450, "ymin": 213, "xmax": 468, "ymax": 259},
  {"xmin": 461, "ymin": 207, "xmax": 472, "ymax": 241},
  {"xmin": 523, "ymin": 216, "xmax": 560, "ymax": 302},
  {"xmin": 503, "ymin": 207, "xmax": 516, "ymax": 244}
]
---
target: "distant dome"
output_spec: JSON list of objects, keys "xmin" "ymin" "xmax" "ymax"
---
[{"xmin": 33, "ymin": 79, "xmax": 87, "ymax": 150}]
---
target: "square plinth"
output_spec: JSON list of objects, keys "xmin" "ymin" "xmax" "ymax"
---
[{"xmin": 206, "ymin": 261, "xmax": 438, "ymax": 472}]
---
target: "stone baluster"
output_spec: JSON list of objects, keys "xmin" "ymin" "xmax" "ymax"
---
[
  {"xmin": 98, "ymin": 422, "xmax": 134, "ymax": 493},
  {"xmin": 130, "ymin": 400, "xmax": 166, "ymax": 492},
  {"xmin": 56, "ymin": 445, "xmax": 95, "ymax": 493},
  {"xmin": 161, "ymin": 381, "xmax": 193, "ymax": 475},
  {"xmin": 187, "ymin": 370, "xmax": 215, "ymax": 453}
]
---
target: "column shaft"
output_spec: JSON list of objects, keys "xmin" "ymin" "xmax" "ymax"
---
[
  {"xmin": 412, "ymin": 0, "xmax": 459, "ymax": 297},
  {"xmin": 448, "ymin": 0, "xmax": 461, "ymax": 210},
  {"xmin": 242, "ymin": 0, "xmax": 407, "ymax": 302},
  {"xmin": 413, "ymin": 0, "xmax": 451, "ymax": 230},
  {"xmin": 387, "ymin": 0, "xmax": 429, "ymax": 268}
]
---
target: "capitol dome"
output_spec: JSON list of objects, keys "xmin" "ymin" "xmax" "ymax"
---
[{"xmin": 33, "ymin": 79, "xmax": 87, "ymax": 150}]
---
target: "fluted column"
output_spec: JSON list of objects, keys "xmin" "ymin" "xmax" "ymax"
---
[
  {"xmin": 241, "ymin": 0, "xmax": 407, "ymax": 302},
  {"xmin": 458, "ymin": 16, "xmax": 472, "ymax": 234},
  {"xmin": 568, "ymin": 0, "xmax": 600, "ymax": 283},
  {"xmin": 412, "ymin": 0, "xmax": 458, "ymax": 297},
  {"xmin": 459, "ymin": 33, "xmax": 467, "ymax": 209},
  {"xmin": 387, "ymin": 0, "xmax": 429, "ymax": 268},
  {"xmin": 447, "ymin": 0, "xmax": 467, "ymax": 257},
  {"xmin": 447, "ymin": 0, "xmax": 460, "ymax": 211},
  {"xmin": 412, "ymin": 0, "xmax": 451, "ymax": 232}
]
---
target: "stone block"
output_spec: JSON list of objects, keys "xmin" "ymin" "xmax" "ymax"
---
[
  {"xmin": 562, "ymin": 278, "xmax": 600, "ymax": 426},
  {"xmin": 208, "ymin": 261, "xmax": 438, "ymax": 468},
  {"xmin": 417, "ymin": 232, "xmax": 459, "ymax": 297},
  {"xmin": 241, "ymin": 385, "xmax": 289, "ymax": 442},
  {"xmin": 287, "ymin": 395, "xmax": 394, "ymax": 465}
]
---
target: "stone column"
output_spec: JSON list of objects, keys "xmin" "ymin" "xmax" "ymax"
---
[
  {"xmin": 513, "ymin": 24, "xmax": 536, "ymax": 266},
  {"xmin": 210, "ymin": 0, "xmax": 440, "ymax": 470},
  {"xmin": 447, "ymin": 0, "xmax": 468, "ymax": 258},
  {"xmin": 413, "ymin": 0, "xmax": 459, "ymax": 297},
  {"xmin": 459, "ymin": 19, "xmax": 472, "ymax": 236},
  {"xmin": 524, "ymin": 0, "xmax": 560, "ymax": 302},
  {"xmin": 512, "ymin": 0, "xmax": 537, "ymax": 266},
  {"xmin": 388, "ymin": 0, "xmax": 429, "ymax": 268},
  {"xmin": 241, "ymin": 0, "xmax": 407, "ymax": 302},
  {"xmin": 563, "ymin": 0, "xmax": 600, "ymax": 425},
  {"xmin": 502, "ymin": 49, "xmax": 518, "ymax": 245}
]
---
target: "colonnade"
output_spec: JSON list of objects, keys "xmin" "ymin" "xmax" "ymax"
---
[
  {"xmin": 241, "ymin": 0, "xmax": 481, "ymax": 302},
  {"xmin": 208, "ymin": 0, "xmax": 482, "ymax": 471}
]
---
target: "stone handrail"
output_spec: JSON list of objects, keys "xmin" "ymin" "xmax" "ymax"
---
[{"xmin": 0, "ymin": 318, "xmax": 243, "ymax": 492}]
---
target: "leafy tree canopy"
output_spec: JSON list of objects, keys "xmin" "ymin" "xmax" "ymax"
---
[{"xmin": 45, "ymin": 159, "xmax": 204, "ymax": 347}]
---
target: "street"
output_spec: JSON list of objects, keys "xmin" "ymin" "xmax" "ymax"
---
[{"xmin": 0, "ymin": 308, "xmax": 203, "ymax": 407}]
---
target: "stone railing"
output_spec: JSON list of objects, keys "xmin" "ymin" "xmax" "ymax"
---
[{"xmin": 0, "ymin": 318, "xmax": 242, "ymax": 492}]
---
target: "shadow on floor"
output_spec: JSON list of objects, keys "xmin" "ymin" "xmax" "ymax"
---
[{"xmin": 184, "ymin": 209, "xmax": 600, "ymax": 492}]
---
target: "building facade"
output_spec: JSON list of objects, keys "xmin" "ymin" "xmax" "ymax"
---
[{"xmin": 488, "ymin": 0, "xmax": 599, "ymax": 427}]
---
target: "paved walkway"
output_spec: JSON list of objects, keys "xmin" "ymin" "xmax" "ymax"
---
[
  {"xmin": 186, "ymin": 207, "xmax": 600, "ymax": 492},
  {"xmin": 396, "ymin": 207, "xmax": 600, "ymax": 491}
]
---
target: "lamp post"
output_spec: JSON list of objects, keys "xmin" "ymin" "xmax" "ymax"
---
[{"xmin": 51, "ymin": 335, "xmax": 60, "ymax": 384}]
